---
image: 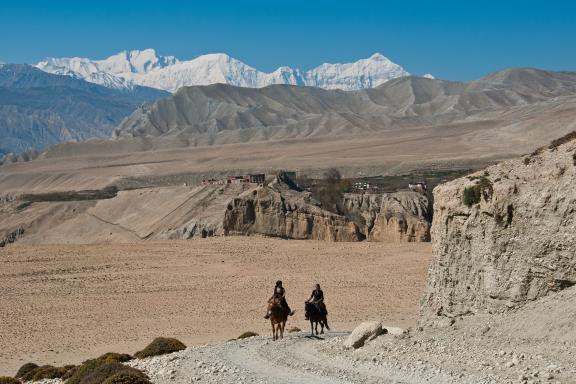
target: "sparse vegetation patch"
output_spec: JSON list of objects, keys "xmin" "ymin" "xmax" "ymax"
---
[
  {"xmin": 18, "ymin": 364, "xmax": 74, "ymax": 381},
  {"xmin": 64, "ymin": 352, "xmax": 137, "ymax": 384},
  {"xmin": 102, "ymin": 372, "xmax": 152, "ymax": 384},
  {"xmin": 297, "ymin": 168, "xmax": 350, "ymax": 214},
  {"xmin": 462, "ymin": 177, "xmax": 493, "ymax": 206},
  {"xmin": 96, "ymin": 353, "xmax": 133, "ymax": 363},
  {"xmin": 15, "ymin": 201, "xmax": 31, "ymax": 211},
  {"xmin": 21, "ymin": 186, "xmax": 118, "ymax": 203},
  {"xmin": 0, "ymin": 377, "xmax": 21, "ymax": 384},
  {"xmin": 549, "ymin": 131, "xmax": 576, "ymax": 150},
  {"xmin": 529, "ymin": 131, "xmax": 576, "ymax": 158},
  {"xmin": 134, "ymin": 337, "xmax": 186, "ymax": 359},
  {"xmin": 237, "ymin": 331, "xmax": 259, "ymax": 339},
  {"xmin": 15, "ymin": 363, "xmax": 38, "ymax": 379},
  {"xmin": 75, "ymin": 362, "xmax": 148, "ymax": 384}
]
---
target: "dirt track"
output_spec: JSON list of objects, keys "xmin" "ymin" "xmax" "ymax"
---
[{"xmin": 0, "ymin": 237, "xmax": 431, "ymax": 375}]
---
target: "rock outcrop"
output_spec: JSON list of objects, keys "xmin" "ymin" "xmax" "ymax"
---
[
  {"xmin": 223, "ymin": 179, "xmax": 362, "ymax": 241},
  {"xmin": 343, "ymin": 191, "xmax": 430, "ymax": 242},
  {"xmin": 421, "ymin": 133, "xmax": 576, "ymax": 323}
]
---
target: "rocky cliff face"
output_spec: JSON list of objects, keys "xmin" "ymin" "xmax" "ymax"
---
[
  {"xmin": 421, "ymin": 133, "xmax": 576, "ymax": 323},
  {"xmin": 223, "ymin": 180, "xmax": 362, "ymax": 241},
  {"xmin": 343, "ymin": 191, "xmax": 430, "ymax": 242}
]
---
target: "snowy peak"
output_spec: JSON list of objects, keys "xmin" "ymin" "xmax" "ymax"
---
[
  {"xmin": 305, "ymin": 53, "xmax": 409, "ymax": 90},
  {"xmin": 36, "ymin": 50, "xmax": 415, "ymax": 93},
  {"xmin": 37, "ymin": 48, "xmax": 178, "ymax": 76}
]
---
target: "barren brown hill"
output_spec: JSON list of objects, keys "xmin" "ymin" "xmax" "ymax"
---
[{"xmin": 1, "ymin": 68, "xmax": 575, "ymax": 196}]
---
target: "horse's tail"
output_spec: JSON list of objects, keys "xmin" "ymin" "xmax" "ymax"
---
[{"xmin": 323, "ymin": 317, "xmax": 330, "ymax": 330}]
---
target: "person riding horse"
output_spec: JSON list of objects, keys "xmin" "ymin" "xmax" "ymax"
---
[
  {"xmin": 305, "ymin": 283, "xmax": 327, "ymax": 320},
  {"xmin": 265, "ymin": 280, "xmax": 294, "ymax": 319}
]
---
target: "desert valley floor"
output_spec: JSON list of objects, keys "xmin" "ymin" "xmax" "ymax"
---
[{"xmin": 0, "ymin": 237, "xmax": 431, "ymax": 375}]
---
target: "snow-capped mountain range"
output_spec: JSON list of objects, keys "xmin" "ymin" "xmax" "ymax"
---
[{"xmin": 36, "ymin": 49, "xmax": 422, "ymax": 93}]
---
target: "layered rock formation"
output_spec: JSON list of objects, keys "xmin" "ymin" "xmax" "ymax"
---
[
  {"xmin": 421, "ymin": 133, "xmax": 576, "ymax": 323},
  {"xmin": 223, "ymin": 179, "xmax": 362, "ymax": 241},
  {"xmin": 343, "ymin": 191, "xmax": 430, "ymax": 242}
]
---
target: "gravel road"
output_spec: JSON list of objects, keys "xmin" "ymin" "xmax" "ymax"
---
[
  {"xmin": 128, "ymin": 332, "xmax": 433, "ymax": 384},
  {"xmin": 128, "ymin": 286, "xmax": 576, "ymax": 384}
]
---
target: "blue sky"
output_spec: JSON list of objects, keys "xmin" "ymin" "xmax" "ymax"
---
[{"xmin": 0, "ymin": 0, "xmax": 575, "ymax": 80}]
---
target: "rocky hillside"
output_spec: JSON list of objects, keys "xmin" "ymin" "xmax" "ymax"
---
[
  {"xmin": 223, "ymin": 178, "xmax": 362, "ymax": 241},
  {"xmin": 1, "ymin": 174, "xmax": 432, "ymax": 245},
  {"xmin": 115, "ymin": 68, "xmax": 576, "ymax": 145},
  {"xmin": 421, "ymin": 132, "xmax": 576, "ymax": 322},
  {"xmin": 0, "ymin": 64, "xmax": 168, "ymax": 157},
  {"xmin": 343, "ymin": 191, "xmax": 431, "ymax": 242}
]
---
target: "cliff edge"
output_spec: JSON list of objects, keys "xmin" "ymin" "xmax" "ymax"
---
[{"xmin": 421, "ymin": 132, "xmax": 576, "ymax": 323}]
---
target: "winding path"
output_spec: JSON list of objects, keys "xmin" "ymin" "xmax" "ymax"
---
[{"xmin": 129, "ymin": 332, "xmax": 425, "ymax": 384}]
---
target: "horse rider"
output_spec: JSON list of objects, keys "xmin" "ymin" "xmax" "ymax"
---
[
  {"xmin": 305, "ymin": 283, "xmax": 327, "ymax": 320},
  {"xmin": 265, "ymin": 280, "xmax": 294, "ymax": 319}
]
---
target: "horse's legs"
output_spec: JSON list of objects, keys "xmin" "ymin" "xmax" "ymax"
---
[
  {"xmin": 280, "ymin": 321, "xmax": 285, "ymax": 339},
  {"xmin": 310, "ymin": 320, "xmax": 314, "ymax": 336},
  {"xmin": 320, "ymin": 320, "xmax": 324, "ymax": 334},
  {"xmin": 271, "ymin": 322, "xmax": 276, "ymax": 341}
]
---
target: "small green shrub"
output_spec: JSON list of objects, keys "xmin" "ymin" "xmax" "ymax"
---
[
  {"xmin": 65, "ymin": 359, "xmax": 146, "ymax": 384},
  {"xmin": 134, "ymin": 337, "xmax": 186, "ymax": 359},
  {"xmin": 102, "ymin": 373, "xmax": 152, "ymax": 384},
  {"xmin": 237, "ymin": 331, "xmax": 259, "ymax": 339},
  {"xmin": 462, "ymin": 177, "xmax": 493, "ymax": 206},
  {"xmin": 462, "ymin": 186, "xmax": 481, "ymax": 206},
  {"xmin": 15, "ymin": 363, "xmax": 38, "ymax": 379},
  {"xmin": 19, "ymin": 365, "xmax": 73, "ymax": 381},
  {"xmin": 96, "ymin": 353, "xmax": 133, "ymax": 363},
  {"xmin": 15, "ymin": 201, "xmax": 31, "ymax": 211},
  {"xmin": 0, "ymin": 377, "xmax": 21, "ymax": 384},
  {"xmin": 64, "ymin": 360, "xmax": 105, "ymax": 384},
  {"xmin": 78, "ymin": 362, "xmax": 147, "ymax": 384}
]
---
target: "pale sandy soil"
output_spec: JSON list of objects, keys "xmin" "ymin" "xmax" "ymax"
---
[{"xmin": 0, "ymin": 237, "xmax": 431, "ymax": 376}]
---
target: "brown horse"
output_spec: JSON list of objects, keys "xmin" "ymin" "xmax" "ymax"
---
[
  {"xmin": 305, "ymin": 302, "xmax": 330, "ymax": 336},
  {"xmin": 268, "ymin": 297, "xmax": 289, "ymax": 340}
]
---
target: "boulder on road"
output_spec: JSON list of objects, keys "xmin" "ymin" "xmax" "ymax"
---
[{"xmin": 344, "ymin": 321, "xmax": 386, "ymax": 349}]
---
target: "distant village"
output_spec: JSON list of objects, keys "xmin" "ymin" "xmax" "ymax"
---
[
  {"xmin": 201, "ymin": 171, "xmax": 297, "ymax": 186},
  {"xmin": 200, "ymin": 171, "xmax": 427, "ymax": 195},
  {"xmin": 201, "ymin": 173, "xmax": 266, "ymax": 186}
]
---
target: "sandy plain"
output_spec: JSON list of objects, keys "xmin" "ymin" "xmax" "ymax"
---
[{"xmin": 0, "ymin": 237, "xmax": 431, "ymax": 375}]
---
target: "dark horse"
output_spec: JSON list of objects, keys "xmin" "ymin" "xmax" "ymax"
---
[{"xmin": 305, "ymin": 302, "xmax": 330, "ymax": 336}]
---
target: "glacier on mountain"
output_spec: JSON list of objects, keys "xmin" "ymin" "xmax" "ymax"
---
[{"xmin": 36, "ymin": 49, "xmax": 413, "ymax": 93}]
